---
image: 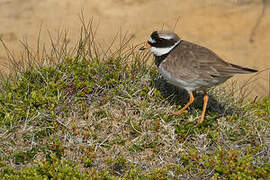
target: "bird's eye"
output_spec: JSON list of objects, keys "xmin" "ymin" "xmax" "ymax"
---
[
  {"xmin": 160, "ymin": 37, "xmax": 172, "ymax": 41},
  {"xmin": 148, "ymin": 41, "xmax": 154, "ymax": 46}
]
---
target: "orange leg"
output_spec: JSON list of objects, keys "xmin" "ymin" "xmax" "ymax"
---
[
  {"xmin": 200, "ymin": 93, "xmax": 209, "ymax": 123},
  {"xmin": 170, "ymin": 92, "xmax": 194, "ymax": 116}
]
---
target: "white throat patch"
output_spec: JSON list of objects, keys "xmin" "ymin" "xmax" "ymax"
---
[{"xmin": 150, "ymin": 40, "xmax": 181, "ymax": 56}]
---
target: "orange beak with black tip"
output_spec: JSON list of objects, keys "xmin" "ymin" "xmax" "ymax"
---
[{"xmin": 139, "ymin": 43, "xmax": 151, "ymax": 51}]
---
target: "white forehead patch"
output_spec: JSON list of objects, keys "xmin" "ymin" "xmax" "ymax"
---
[
  {"xmin": 148, "ymin": 37, "xmax": 156, "ymax": 44},
  {"xmin": 159, "ymin": 34, "xmax": 173, "ymax": 40}
]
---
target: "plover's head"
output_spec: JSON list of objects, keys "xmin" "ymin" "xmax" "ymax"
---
[{"xmin": 140, "ymin": 30, "xmax": 181, "ymax": 56}]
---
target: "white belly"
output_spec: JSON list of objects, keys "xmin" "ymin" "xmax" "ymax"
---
[{"xmin": 158, "ymin": 64, "xmax": 209, "ymax": 92}]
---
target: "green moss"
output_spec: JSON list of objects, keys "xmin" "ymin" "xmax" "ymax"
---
[
  {"xmin": 13, "ymin": 148, "xmax": 38, "ymax": 165},
  {"xmin": 0, "ymin": 49, "xmax": 269, "ymax": 179}
]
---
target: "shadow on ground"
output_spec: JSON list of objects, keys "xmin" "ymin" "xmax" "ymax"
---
[{"xmin": 153, "ymin": 76, "xmax": 236, "ymax": 117}]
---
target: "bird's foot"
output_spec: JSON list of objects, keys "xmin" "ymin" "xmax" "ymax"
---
[
  {"xmin": 199, "ymin": 117, "xmax": 205, "ymax": 124},
  {"xmin": 169, "ymin": 110, "xmax": 184, "ymax": 117}
]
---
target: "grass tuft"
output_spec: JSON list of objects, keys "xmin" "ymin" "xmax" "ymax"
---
[{"xmin": 0, "ymin": 18, "xmax": 269, "ymax": 179}]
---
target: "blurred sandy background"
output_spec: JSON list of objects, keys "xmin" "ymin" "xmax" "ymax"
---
[{"xmin": 0, "ymin": 0, "xmax": 269, "ymax": 97}]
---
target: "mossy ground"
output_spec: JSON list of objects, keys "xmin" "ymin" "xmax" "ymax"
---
[{"xmin": 0, "ymin": 26, "xmax": 270, "ymax": 179}]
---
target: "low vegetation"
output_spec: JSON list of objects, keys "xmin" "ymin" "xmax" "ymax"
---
[{"xmin": 0, "ymin": 20, "xmax": 269, "ymax": 179}]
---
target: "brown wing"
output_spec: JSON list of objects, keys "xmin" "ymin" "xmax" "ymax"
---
[{"xmin": 161, "ymin": 40, "xmax": 257, "ymax": 82}]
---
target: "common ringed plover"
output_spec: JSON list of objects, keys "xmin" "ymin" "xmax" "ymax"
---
[{"xmin": 140, "ymin": 30, "xmax": 257, "ymax": 123}]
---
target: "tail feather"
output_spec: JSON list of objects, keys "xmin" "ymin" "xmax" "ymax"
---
[{"xmin": 230, "ymin": 63, "xmax": 258, "ymax": 74}]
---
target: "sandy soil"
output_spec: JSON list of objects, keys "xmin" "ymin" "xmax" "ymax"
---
[{"xmin": 0, "ymin": 0, "xmax": 269, "ymax": 97}]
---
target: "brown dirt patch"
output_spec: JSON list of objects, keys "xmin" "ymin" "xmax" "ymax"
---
[{"xmin": 0, "ymin": 0, "xmax": 269, "ymax": 97}]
